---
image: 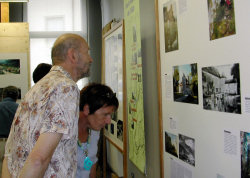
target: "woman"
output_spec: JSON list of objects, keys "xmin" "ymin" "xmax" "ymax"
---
[{"xmin": 76, "ymin": 83, "xmax": 119, "ymax": 178}]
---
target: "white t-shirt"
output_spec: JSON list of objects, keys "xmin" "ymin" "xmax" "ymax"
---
[{"xmin": 76, "ymin": 130, "xmax": 100, "ymax": 178}]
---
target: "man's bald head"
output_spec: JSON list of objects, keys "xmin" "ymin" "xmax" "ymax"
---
[{"xmin": 51, "ymin": 33, "xmax": 88, "ymax": 65}]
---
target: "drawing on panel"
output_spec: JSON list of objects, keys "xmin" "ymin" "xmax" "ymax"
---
[
  {"xmin": 207, "ymin": 0, "xmax": 236, "ymax": 40},
  {"xmin": 202, "ymin": 63, "xmax": 241, "ymax": 114},
  {"xmin": 179, "ymin": 134, "xmax": 195, "ymax": 166},
  {"xmin": 163, "ymin": 0, "xmax": 179, "ymax": 53},
  {"xmin": 173, "ymin": 63, "xmax": 198, "ymax": 104},
  {"xmin": 0, "ymin": 59, "xmax": 20, "ymax": 75},
  {"xmin": 165, "ymin": 132, "xmax": 178, "ymax": 158},
  {"xmin": 117, "ymin": 120, "xmax": 123, "ymax": 141},
  {"xmin": 241, "ymin": 131, "xmax": 250, "ymax": 178}
]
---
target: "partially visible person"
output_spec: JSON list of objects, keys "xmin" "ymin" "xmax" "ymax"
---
[
  {"xmin": 0, "ymin": 86, "xmax": 19, "ymax": 176},
  {"xmin": 2, "ymin": 33, "xmax": 93, "ymax": 178},
  {"xmin": 77, "ymin": 83, "xmax": 119, "ymax": 178},
  {"xmin": 32, "ymin": 63, "xmax": 52, "ymax": 83}
]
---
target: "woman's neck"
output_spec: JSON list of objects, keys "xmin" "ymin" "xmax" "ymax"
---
[{"xmin": 78, "ymin": 112, "xmax": 90, "ymax": 143}]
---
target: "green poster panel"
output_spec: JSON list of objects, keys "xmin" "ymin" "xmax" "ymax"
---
[{"xmin": 124, "ymin": 0, "xmax": 146, "ymax": 173}]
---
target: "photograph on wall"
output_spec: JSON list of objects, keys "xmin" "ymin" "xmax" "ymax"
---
[
  {"xmin": 202, "ymin": 63, "xmax": 241, "ymax": 114},
  {"xmin": 0, "ymin": 59, "xmax": 20, "ymax": 75},
  {"xmin": 165, "ymin": 131, "xmax": 178, "ymax": 158},
  {"xmin": 173, "ymin": 63, "xmax": 198, "ymax": 104},
  {"xmin": 207, "ymin": 0, "xmax": 236, "ymax": 40},
  {"xmin": 179, "ymin": 134, "xmax": 195, "ymax": 166},
  {"xmin": 117, "ymin": 120, "xmax": 123, "ymax": 141},
  {"xmin": 0, "ymin": 53, "xmax": 29, "ymax": 100},
  {"xmin": 163, "ymin": 0, "xmax": 179, "ymax": 53},
  {"xmin": 240, "ymin": 131, "xmax": 250, "ymax": 178}
]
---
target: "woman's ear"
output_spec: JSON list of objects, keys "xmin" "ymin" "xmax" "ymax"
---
[{"xmin": 83, "ymin": 104, "xmax": 90, "ymax": 115}]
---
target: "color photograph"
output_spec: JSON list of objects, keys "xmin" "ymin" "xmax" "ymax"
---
[
  {"xmin": 163, "ymin": 0, "xmax": 178, "ymax": 53},
  {"xmin": 0, "ymin": 59, "xmax": 20, "ymax": 75},
  {"xmin": 207, "ymin": 0, "xmax": 236, "ymax": 40},
  {"xmin": 173, "ymin": 63, "xmax": 198, "ymax": 104},
  {"xmin": 202, "ymin": 63, "xmax": 241, "ymax": 114},
  {"xmin": 179, "ymin": 134, "xmax": 195, "ymax": 166},
  {"xmin": 241, "ymin": 131, "xmax": 250, "ymax": 178},
  {"xmin": 165, "ymin": 131, "xmax": 178, "ymax": 158}
]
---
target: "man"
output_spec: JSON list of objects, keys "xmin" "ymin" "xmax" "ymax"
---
[
  {"xmin": 0, "ymin": 86, "xmax": 19, "ymax": 175},
  {"xmin": 1, "ymin": 33, "xmax": 93, "ymax": 178}
]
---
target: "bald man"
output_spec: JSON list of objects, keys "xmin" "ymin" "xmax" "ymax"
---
[{"xmin": 1, "ymin": 33, "xmax": 93, "ymax": 178}]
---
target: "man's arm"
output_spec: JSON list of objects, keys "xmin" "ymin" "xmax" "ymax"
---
[
  {"xmin": 1, "ymin": 157, "xmax": 11, "ymax": 178},
  {"xmin": 19, "ymin": 132, "xmax": 63, "ymax": 178}
]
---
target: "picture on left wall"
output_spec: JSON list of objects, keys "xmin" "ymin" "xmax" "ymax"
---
[
  {"xmin": 0, "ymin": 59, "xmax": 20, "ymax": 75},
  {"xmin": 163, "ymin": 0, "xmax": 179, "ymax": 53}
]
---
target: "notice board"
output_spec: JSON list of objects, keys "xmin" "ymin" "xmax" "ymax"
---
[{"xmin": 155, "ymin": 0, "xmax": 250, "ymax": 177}]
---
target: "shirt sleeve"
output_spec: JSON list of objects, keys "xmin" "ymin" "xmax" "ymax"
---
[{"xmin": 40, "ymin": 84, "xmax": 79, "ymax": 139}]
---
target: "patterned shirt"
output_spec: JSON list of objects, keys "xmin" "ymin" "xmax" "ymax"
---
[{"xmin": 5, "ymin": 66, "xmax": 80, "ymax": 178}]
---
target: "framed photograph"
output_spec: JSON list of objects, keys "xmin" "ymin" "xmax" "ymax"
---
[
  {"xmin": 102, "ymin": 21, "xmax": 126, "ymax": 152},
  {"xmin": 0, "ymin": 53, "xmax": 29, "ymax": 101}
]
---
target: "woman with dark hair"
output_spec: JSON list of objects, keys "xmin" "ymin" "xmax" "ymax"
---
[{"xmin": 77, "ymin": 83, "xmax": 119, "ymax": 178}]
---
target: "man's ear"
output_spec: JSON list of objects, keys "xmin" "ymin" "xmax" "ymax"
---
[
  {"xmin": 67, "ymin": 48, "xmax": 77, "ymax": 64},
  {"xmin": 83, "ymin": 104, "xmax": 90, "ymax": 115}
]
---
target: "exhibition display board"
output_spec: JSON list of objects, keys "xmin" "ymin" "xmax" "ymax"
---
[
  {"xmin": 102, "ymin": 21, "xmax": 127, "ymax": 178},
  {"xmin": 155, "ymin": 0, "xmax": 250, "ymax": 177},
  {"xmin": 0, "ymin": 23, "xmax": 30, "ymax": 101},
  {"xmin": 124, "ymin": 0, "xmax": 146, "ymax": 174}
]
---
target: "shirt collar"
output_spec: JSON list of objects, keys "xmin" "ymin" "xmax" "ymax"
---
[
  {"xmin": 2, "ymin": 97, "xmax": 16, "ymax": 102},
  {"xmin": 50, "ymin": 65, "xmax": 74, "ymax": 81}
]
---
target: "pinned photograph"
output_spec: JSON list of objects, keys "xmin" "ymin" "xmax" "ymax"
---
[
  {"xmin": 163, "ymin": 0, "xmax": 179, "ymax": 53},
  {"xmin": 0, "ymin": 59, "xmax": 20, "ymax": 75},
  {"xmin": 179, "ymin": 134, "xmax": 195, "ymax": 166},
  {"xmin": 173, "ymin": 63, "xmax": 198, "ymax": 104},
  {"xmin": 240, "ymin": 131, "xmax": 250, "ymax": 178},
  {"xmin": 202, "ymin": 63, "xmax": 241, "ymax": 114},
  {"xmin": 165, "ymin": 132, "xmax": 178, "ymax": 158},
  {"xmin": 117, "ymin": 120, "xmax": 123, "ymax": 141},
  {"xmin": 207, "ymin": 0, "xmax": 236, "ymax": 40}
]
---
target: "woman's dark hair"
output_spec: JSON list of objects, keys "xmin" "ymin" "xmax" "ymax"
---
[
  {"xmin": 80, "ymin": 83, "xmax": 119, "ymax": 114},
  {"xmin": 33, "ymin": 63, "xmax": 52, "ymax": 83}
]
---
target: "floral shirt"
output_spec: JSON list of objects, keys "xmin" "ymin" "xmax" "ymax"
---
[{"xmin": 5, "ymin": 66, "xmax": 80, "ymax": 178}]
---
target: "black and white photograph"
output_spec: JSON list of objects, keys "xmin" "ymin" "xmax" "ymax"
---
[
  {"xmin": 117, "ymin": 120, "xmax": 123, "ymax": 141},
  {"xmin": 179, "ymin": 134, "xmax": 195, "ymax": 166},
  {"xmin": 110, "ymin": 123, "xmax": 115, "ymax": 135},
  {"xmin": 202, "ymin": 63, "xmax": 241, "ymax": 114},
  {"xmin": 0, "ymin": 59, "xmax": 20, "ymax": 75},
  {"xmin": 165, "ymin": 132, "xmax": 178, "ymax": 158}
]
